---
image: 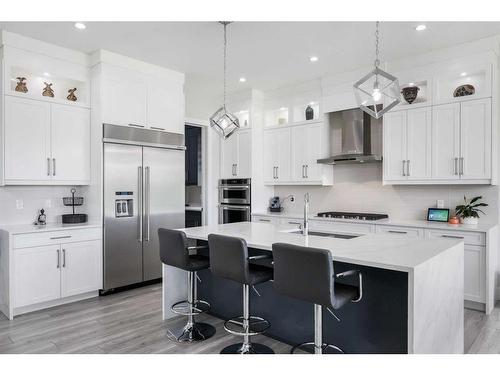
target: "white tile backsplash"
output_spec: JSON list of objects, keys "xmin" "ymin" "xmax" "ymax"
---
[
  {"xmin": 274, "ymin": 164, "xmax": 498, "ymax": 222},
  {"xmin": 0, "ymin": 186, "xmax": 89, "ymax": 226}
]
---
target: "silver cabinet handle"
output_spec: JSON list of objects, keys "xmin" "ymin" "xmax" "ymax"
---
[
  {"xmin": 234, "ymin": 164, "xmax": 237, "ymax": 176},
  {"xmin": 454, "ymin": 157, "xmax": 459, "ymax": 175},
  {"xmin": 138, "ymin": 166, "xmax": 143, "ymax": 242},
  {"xmin": 129, "ymin": 123, "xmax": 145, "ymax": 128},
  {"xmin": 273, "ymin": 166, "xmax": 277, "ymax": 179},
  {"xmin": 276, "ymin": 166, "xmax": 279, "ymax": 180},
  {"xmin": 50, "ymin": 235, "xmax": 72, "ymax": 240},
  {"xmin": 62, "ymin": 249, "xmax": 66, "ymax": 267},
  {"xmin": 259, "ymin": 218, "xmax": 271, "ymax": 222},
  {"xmin": 47, "ymin": 158, "xmax": 51, "ymax": 176},
  {"xmin": 288, "ymin": 221, "xmax": 301, "ymax": 225},
  {"xmin": 57, "ymin": 249, "xmax": 60, "ymax": 268},
  {"xmin": 305, "ymin": 165, "xmax": 308, "ymax": 178},
  {"xmin": 402, "ymin": 160, "xmax": 406, "ymax": 176},
  {"xmin": 52, "ymin": 158, "xmax": 56, "ymax": 176},
  {"xmin": 442, "ymin": 234, "xmax": 464, "ymax": 239},
  {"xmin": 302, "ymin": 165, "xmax": 305, "ymax": 178},
  {"xmin": 406, "ymin": 160, "xmax": 410, "ymax": 177},
  {"xmin": 145, "ymin": 166, "xmax": 151, "ymax": 242},
  {"xmin": 388, "ymin": 230, "xmax": 408, "ymax": 234},
  {"xmin": 460, "ymin": 157, "xmax": 464, "ymax": 176},
  {"xmin": 150, "ymin": 126, "xmax": 165, "ymax": 131}
]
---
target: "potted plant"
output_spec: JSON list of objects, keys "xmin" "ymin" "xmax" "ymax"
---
[{"xmin": 455, "ymin": 196, "xmax": 488, "ymax": 225}]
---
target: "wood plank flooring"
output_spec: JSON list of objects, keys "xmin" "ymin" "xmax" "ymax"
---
[{"xmin": 0, "ymin": 283, "xmax": 497, "ymax": 354}]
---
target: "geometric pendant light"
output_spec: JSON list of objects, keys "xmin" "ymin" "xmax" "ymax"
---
[
  {"xmin": 353, "ymin": 21, "xmax": 401, "ymax": 119},
  {"xmin": 210, "ymin": 21, "xmax": 240, "ymax": 139}
]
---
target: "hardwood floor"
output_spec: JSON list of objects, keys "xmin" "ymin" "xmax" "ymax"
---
[{"xmin": 0, "ymin": 284, "xmax": 497, "ymax": 354}]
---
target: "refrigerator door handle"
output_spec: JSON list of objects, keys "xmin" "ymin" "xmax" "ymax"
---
[
  {"xmin": 145, "ymin": 166, "xmax": 151, "ymax": 242},
  {"xmin": 138, "ymin": 166, "xmax": 143, "ymax": 242}
]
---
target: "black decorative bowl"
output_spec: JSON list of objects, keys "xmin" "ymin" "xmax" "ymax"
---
[
  {"xmin": 62, "ymin": 214, "xmax": 88, "ymax": 224},
  {"xmin": 401, "ymin": 86, "xmax": 420, "ymax": 104},
  {"xmin": 453, "ymin": 84, "xmax": 475, "ymax": 97}
]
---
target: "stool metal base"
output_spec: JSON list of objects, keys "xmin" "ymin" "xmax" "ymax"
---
[
  {"xmin": 224, "ymin": 316, "xmax": 270, "ymax": 336},
  {"xmin": 171, "ymin": 299, "xmax": 210, "ymax": 316},
  {"xmin": 166, "ymin": 321, "xmax": 216, "ymax": 343},
  {"xmin": 221, "ymin": 342, "xmax": 274, "ymax": 354},
  {"xmin": 291, "ymin": 342, "xmax": 344, "ymax": 354}
]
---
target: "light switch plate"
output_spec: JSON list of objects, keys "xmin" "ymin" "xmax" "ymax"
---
[
  {"xmin": 16, "ymin": 199, "xmax": 23, "ymax": 210},
  {"xmin": 436, "ymin": 200, "xmax": 445, "ymax": 209}
]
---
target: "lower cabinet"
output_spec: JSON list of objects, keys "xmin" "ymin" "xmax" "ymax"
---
[
  {"xmin": 463, "ymin": 244, "xmax": 486, "ymax": 303},
  {"xmin": 13, "ymin": 239, "xmax": 101, "ymax": 309}
]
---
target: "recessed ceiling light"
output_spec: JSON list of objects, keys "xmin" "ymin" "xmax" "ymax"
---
[
  {"xmin": 74, "ymin": 22, "xmax": 86, "ymax": 30},
  {"xmin": 43, "ymin": 72, "xmax": 50, "ymax": 77},
  {"xmin": 279, "ymin": 107, "xmax": 286, "ymax": 111},
  {"xmin": 460, "ymin": 72, "xmax": 467, "ymax": 77},
  {"xmin": 309, "ymin": 56, "xmax": 318, "ymax": 62},
  {"xmin": 415, "ymin": 24, "xmax": 426, "ymax": 31},
  {"xmin": 408, "ymin": 82, "xmax": 415, "ymax": 86},
  {"xmin": 239, "ymin": 77, "xmax": 246, "ymax": 83}
]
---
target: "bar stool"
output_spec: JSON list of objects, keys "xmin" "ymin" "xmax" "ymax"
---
[
  {"xmin": 158, "ymin": 228, "xmax": 216, "ymax": 343},
  {"xmin": 272, "ymin": 243, "xmax": 363, "ymax": 354},
  {"xmin": 208, "ymin": 234, "xmax": 274, "ymax": 354}
]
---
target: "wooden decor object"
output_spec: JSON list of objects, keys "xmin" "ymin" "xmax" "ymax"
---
[{"xmin": 42, "ymin": 82, "xmax": 54, "ymax": 97}]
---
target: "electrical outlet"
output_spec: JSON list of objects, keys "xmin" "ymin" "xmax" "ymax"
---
[
  {"xmin": 436, "ymin": 200, "xmax": 445, "ymax": 209},
  {"xmin": 45, "ymin": 199, "xmax": 51, "ymax": 208},
  {"xmin": 16, "ymin": 199, "xmax": 24, "ymax": 210}
]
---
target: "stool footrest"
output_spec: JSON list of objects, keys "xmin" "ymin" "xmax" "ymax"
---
[
  {"xmin": 291, "ymin": 342, "xmax": 344, "ymax": 354},
  {"xmin": 223, "ymin": 316, "xmax": 270, "ymax": 336},
  {"xmin": 171, "ymin": 300, "xmax": 210, "ymax": 316}
]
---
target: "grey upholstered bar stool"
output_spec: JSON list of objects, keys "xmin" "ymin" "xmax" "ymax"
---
[
  {"xmin": 208, "ymin": 233, "xmax": 274, "ymax": 354},
  {"xmin": 158, "ymin": 228, "xmax": 216, "ymax": 343},
  {"xmin": 272, "ymin": 243, "xmax": 363, "ymax": 354}
]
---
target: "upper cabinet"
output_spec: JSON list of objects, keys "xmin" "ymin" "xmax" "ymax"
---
[
  {"xmin": 100, "ymin": 63, "xmax": 184, "ymax": 134},
  {"xmin": 220, "ymin": 129, "xmax": 251, "ymax": 179}
]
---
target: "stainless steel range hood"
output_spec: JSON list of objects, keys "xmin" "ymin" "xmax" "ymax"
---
[{"xmin": 317, "ymin": 108, "xmax": 382, "ymax": 165}]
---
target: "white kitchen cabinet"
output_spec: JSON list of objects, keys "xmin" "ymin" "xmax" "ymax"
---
[
  {"xmin": 3, "ymin": 96, "xmax": 91, "ymax": 185},
  {"xmin": 51, "ymin": 104, "xmax": 91, "ymax": 183},
  {"xmin": 464, "ymin": 244, "xmax": 486, "ymax": 303},
  {"xmin": 383, "ymin": 107, "xmax": 431, "ymax": 182},
  {"xmin": 4, "ymin": 96, "xmax": 51, "ymax": 182},
  {"xmin": 221, "ymin": 129, "xmax": 251, "ymax": 178},
  {"xmin": 460, "ymin": 99, "xmax": 491, "ymax": 180},
  {"xmin": 61, "ymin": 240, "xmax": 101, "ymax": 298},
  {"xmin": 147, "ymin": 84, "xmax": 184, "ymax": 134},
  {"xmin": 431, "ymin": 103, "xmax": 461, "ymax": 180},
  {"xmin": 13, "ymin": 245, "xmax": 61, "ymax": 308},
  {"xmin": 290, "ymin": 123, "xmax": 325, "ymax": 182},
  {"xmin": 376, "ymin": 225, "xmax": 423, "ymax": 238},
  {"xmin": 102, "ymin": 77, "xmax": 147, "ymax": 128},
  {"xmin": 263, "ymin": 127, "xmax": 291, "ymax": 183}
]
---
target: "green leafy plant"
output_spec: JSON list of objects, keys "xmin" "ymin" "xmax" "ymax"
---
[{"xmin": 455, "ymin": 196, "xmax": 488, "ymax": 219}]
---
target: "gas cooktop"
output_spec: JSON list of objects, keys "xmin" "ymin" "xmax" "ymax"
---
[{"xmin": 317, "ymin": 211, "xmax": 389, "ymax": 221}]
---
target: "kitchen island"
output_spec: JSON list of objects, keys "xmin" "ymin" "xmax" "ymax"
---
[{"xmin": 162, "ymin": 222, "xmax": 464, "ymax": 354}]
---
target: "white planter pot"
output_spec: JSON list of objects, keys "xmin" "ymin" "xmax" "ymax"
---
[{"xmin": 460, "ymin": 217, "xmax": 479, "ymax": 225}]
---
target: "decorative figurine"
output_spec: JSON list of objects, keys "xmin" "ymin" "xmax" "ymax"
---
[
  {"xmin": 35, "ymin": 208, "xmax": 47, "ymax": 226},
  {"xmin": 305, "ymin": 105, "xmax": 314, "ymax": 120},
  {"xmin": 67, "ymin": 87, "xmax": 78, "ymax": 101},
  {"xmin": 15, "ymin": 77, "xmax": 28, "ymax": 93},
  {"xmin": 42, "ymin": 82, "xmax": 54, "ymax": 97},
  {"xmin": 401, "ymin": 86, "xmax": 420, "ymax": 104},
  {"xmin": 453, "ymin": 84, "xmax": 475, "ymax": 97}
]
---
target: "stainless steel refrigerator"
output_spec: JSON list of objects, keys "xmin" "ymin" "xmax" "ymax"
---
[{"xmin": 103, "ymin": 124, "xmax": 185, "ymax": 292}]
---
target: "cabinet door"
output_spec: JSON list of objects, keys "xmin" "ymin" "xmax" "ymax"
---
[
  {"xmin": 220, "ymin": 134, "xmax": 238, "ymax": 178},
  {"xmin": 383, "ymin": 111, "xmax": 407, "ymax": 181},
  {"xmin": 464, "ymin": 245, "xmax": 486, "ymax": 303},
  {"xmin": 460, "ymin": 99, "xmax": 491, "ymax": 180},
  {"xmin": 4, "ymin": 96, "xmax": 51, "ymax": 182},
  {"xmin": 263, "ymin": 132, "xmax": 277, "ymax": 183},
  {"xmin": 431, "ymin": 103, "xmax": 460, "ymax": 180},
  {"xmin": 102, "ymin": 77, "xmax": 147, "ymax": 127},
  {"xmin": 275, "ymin": 128, "xmax": 291, "ymax": 182},
  {"xmin": 14, "ymin": 245, "xmax": 61, "ymax": 307},
  {"xmin": 61, "ymin": 240, "xmax": 102, "ymax": 298},
  {"xmin": 51, "ymin": 104, "xmax": 91, "ymax": 183},
  {"xmin": 147, "ymin": 84, "xmax": 184, "ymax": 134},
  {"xmin": 290, "ymin": 125, "xmax": 308, "ymax": 181},
  {"xmin": 304, "ymin": 123, "xmax": 324, "ymax": 181},
  {"xmin": 236, "ymin": 130, "xmax": 251, "ymax": 178},
  {"xmin": 406, "ymin": 107, "xmax": 432, "ymax": 180}
]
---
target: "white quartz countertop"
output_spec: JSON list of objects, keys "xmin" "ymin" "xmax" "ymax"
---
[
  {"xmin": 252, "ymin": 211, "xmax": 497, "ymax": 233},
  {"xmin": 179, "ymin": 222, "xmax": 463, "ymax": 273},
  {"xmin": 0, "ymin": 222, "xmax": 101, "ymax": 235}
]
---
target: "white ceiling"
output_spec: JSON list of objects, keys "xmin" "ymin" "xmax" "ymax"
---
[{"xmin": 1, "ymin": 21, "xmax": 500, "ymax": 93}]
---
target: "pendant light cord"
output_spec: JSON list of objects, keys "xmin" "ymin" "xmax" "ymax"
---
[
  {"xmin": 222, "ymin": 21, "xmax": 228, "ymax": 109},
  {"xmin": 374, "ymin": 21, "xmax": 380, "ymax": 68}
]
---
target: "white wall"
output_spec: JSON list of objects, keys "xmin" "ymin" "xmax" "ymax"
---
[{"xmin": 274, "ymin": 164, "xmax": 498, "ymax": 222}]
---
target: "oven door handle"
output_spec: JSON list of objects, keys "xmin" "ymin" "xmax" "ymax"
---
[
  {"xmin": 220, "ymin": 205, "xmax": 250, "ymax": 211},
  {"xmin": 218, "ymin": 185, "xmax": 250, "ymax": 190}
]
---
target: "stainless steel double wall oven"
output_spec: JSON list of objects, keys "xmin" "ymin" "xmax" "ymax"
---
[{"xmin": 218, "ymin": 178, "xmax": 251, "ymax": 224}]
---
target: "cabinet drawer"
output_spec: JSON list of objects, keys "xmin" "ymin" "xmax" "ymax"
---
[
  {"xmin": 426, "ymin": 229, "xmax": 485, "ymax": 246},
  {"xmin": 310, "ymin": 220, "xmax": 374, "ymax": 235},
  {"xmin": 13, "ymin": 228, "xmax": 102, "ymax": 249},
  {"xmin": 376, "ymin": 225, "xmax": 423, "ymax": 238}
]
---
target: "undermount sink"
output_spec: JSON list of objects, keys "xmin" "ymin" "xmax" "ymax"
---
[{"xmin": 287, "ymin": 230, "xmax": 360, "ymax": 239}]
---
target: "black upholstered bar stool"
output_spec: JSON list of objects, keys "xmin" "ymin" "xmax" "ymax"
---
[
  {"xmin": 158, "ymin": 228, "xmax": 216, "ymax": 343},
  {"xmin": 208, "ymin": 234, "xmax": 274, "ymax": 354},
  {"xmin": 272, "ymin": 243, "xmax": 363, "ymax": 354}
]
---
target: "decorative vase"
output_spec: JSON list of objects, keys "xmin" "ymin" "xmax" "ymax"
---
[
  {"xmin": 460, "ymin": 216, "xmax": 478, "ymax": 225},
  {"xmin": 305, "ymin": 105, "xmax": 314, "ymax": 120},
  {"xmin": 453, "ymin": 84, "xmax": 475, "ymax": 97},
  {"xmin": 42, "ymin": 82, "xmax": 54, "ymax": 97},
  {"xmin": 401, "ymin": 86, "xmax": 420, "ymax": 104}
]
